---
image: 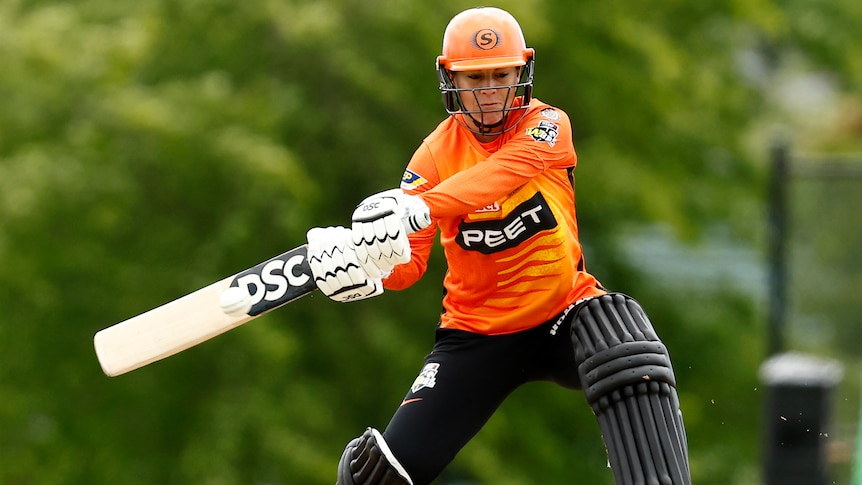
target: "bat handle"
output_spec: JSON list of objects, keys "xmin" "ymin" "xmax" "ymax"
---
[{"xmin": 404, "ymin": 207, "xmax": 431, "ymax": 234}]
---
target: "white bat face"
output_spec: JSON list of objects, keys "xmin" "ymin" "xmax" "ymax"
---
[{"xmin": 93, "ymin": 245, "xmax": 317, "ymax": 377}]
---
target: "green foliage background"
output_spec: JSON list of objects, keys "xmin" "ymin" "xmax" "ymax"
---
[{"xmin": 1, "ymin": 0, "xmax": 860, "ymax": 483}]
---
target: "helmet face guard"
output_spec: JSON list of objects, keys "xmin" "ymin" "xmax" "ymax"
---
[
  {"xmin": 437, "ymin": 58, "xmax": 534, "ymax": 135},
  {"xmin": 435, "ymin": 7, "xmax": 536, "ymax": 136}
]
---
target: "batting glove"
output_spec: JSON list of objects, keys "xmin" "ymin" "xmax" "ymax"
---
[
  {"xmin": 351, "ymin": 188, "xmax": 431, "ymax": 276},
  {"xmin": 307, "ymin": 226, "xmax": 384, "ymax": 303}
]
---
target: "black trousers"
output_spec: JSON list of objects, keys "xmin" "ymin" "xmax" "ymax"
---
[{"xmin": 382, "ymin": 307, "xmax": 581, "ymax": 485}]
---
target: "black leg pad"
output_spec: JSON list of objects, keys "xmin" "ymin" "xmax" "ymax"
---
[
  {"xmin": 337, "ymin": 428, "xmax": 413, "ymax": 485},
  {"xmin": 572, "ymin": 294, "xmax": 691, "ymax": 485}
]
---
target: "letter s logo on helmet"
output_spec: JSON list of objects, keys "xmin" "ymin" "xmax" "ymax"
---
[{"xmin": 473, "ymin": 29, "xmax": 500, "ymax": 50}]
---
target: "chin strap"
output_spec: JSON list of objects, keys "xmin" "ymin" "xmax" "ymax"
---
[{"xmin": 467, "ymin": 113, "xmax": 506, "ymax": 133}]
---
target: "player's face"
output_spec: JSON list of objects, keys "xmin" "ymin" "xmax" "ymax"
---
[{"xmin": 452, "ymin": 67, "xmax": 520, "ymax": 127}]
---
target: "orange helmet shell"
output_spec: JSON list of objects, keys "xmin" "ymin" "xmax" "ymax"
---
[{"xmin": 437, "ymin": 7, "xmax": 534, "ymax": 71}]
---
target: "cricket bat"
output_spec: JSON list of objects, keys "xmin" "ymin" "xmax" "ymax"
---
[
  {"xmin": 94, "ymin": 196, "xmax": 431, "ymax": 377},
  {"xmin": 94, "ymin": 244, "xmax": 318, "ymax": 376}
]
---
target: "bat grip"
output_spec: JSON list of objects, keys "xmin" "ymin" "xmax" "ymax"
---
[{"xmin": 404, "ymin": 208, "xmax": 431, "ymax": 234}]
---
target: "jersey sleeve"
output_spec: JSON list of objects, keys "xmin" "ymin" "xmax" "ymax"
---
[
  {"xmin": 419, "ymin": 107, "xmax": 575, "ymax": 218},
  {"xmin": 383, "ymin": 144, "xmax": 440, "ymax": 291}
]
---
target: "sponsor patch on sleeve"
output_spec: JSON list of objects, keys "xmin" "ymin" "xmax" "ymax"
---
[
  {"xmin": 526, "ymin": 120, "xmax": 559, "ymax": 147},
  {"xmin": 401, "ymin": 169, "xmax": 428, "ymax": 190},
  {"xmin": 540, "ymin": 108, "xmax": 561, "ymax": 121}
]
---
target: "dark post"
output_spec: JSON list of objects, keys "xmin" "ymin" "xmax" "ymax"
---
[
  {"xmin": 767, "ymin": 140, "xmax": 789, "ymax": 356},
  {"xmin": 760, "ymin": 353, "xmax": 843, "ymax": 485}
]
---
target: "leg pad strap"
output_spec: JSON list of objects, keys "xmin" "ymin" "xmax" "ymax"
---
[{"xmin": 581, "ymin": 340, "xmax": 675, "ymax": 404}]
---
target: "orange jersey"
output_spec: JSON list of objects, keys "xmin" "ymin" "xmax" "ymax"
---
[{"xmin": 385, "ymin": 98, "xmax": 605, "ymax": 335}]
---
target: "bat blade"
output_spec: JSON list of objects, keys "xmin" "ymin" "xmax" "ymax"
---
[{"xmin": 94, "ymin": 244, "xmax": 317, "ymax": 376}]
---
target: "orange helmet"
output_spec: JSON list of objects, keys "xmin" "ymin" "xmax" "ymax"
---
[
  {"xmin": 437, "ymin": 7, "xmax": 535, "ymax": 72},
  {"xmin": 436, "ymin": 7, "xmax": 535, "ymax": 134}
]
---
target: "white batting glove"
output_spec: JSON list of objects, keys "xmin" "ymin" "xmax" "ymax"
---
[
  {"xmin": 351, "ymin": 189, "xmax": 431, "ymax": 276},
  {"xmin": 306, "ymin": 226, "xmax": 384, "ymax": 303}
]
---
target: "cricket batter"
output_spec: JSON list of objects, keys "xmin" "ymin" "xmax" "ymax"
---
[{"xmin": 306, "ymin": 7, "xmax": 692, "ymax": 485}]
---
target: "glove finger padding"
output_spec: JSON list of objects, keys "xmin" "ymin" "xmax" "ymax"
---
[
  {"xmin": 351, "ymin": 189, "xmax": 429, "ymax": 276},
  {"xmin": 355, "ymin": 216, "xmax": 409, "ymax": 268},
  {"xmin": 306, "ymin": 226, "xmax": 384, "ymax": 303}
]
